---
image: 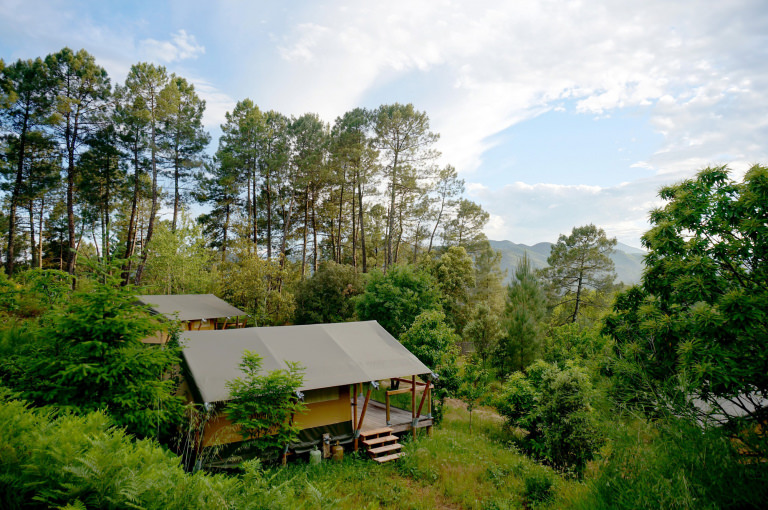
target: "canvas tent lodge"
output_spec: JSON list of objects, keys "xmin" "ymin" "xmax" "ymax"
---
[
  {"xmin": 181, "ymin": 321, "xmax": 434, "ymax": 464},
  {"xmin": 136, "ymin": 294, "xmax": 247, "ymax": 344}
]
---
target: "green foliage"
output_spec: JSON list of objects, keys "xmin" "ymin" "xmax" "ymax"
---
[
  {"xmin": 0, "ymin": 268, "xmax": 22, "ymax": 312},
  {"xmin": 219, "ymin": 243, "xmax": 296, "ymax": 326},
  {"xmin": 463, "ymin": 303, "xmax": 503, "ymax": 366},
  {"xmin": 0, "ymin": 267, "xmax": 184, "ymax": 438},
  {"xmin": 577, "ymin": 418, "xmax": 768, "ymax": 510},
  {"xmin": 540, "ymin": 224, "xmax": 617, "ymax": 324},
  {"xmin": 400, "ymin": 309, "xmax": 461, "ymax": 395},
  {"xmin": 0, "ymin": 390, "xmax": 304, "ymax": 510},
  {"xmin": 524, "ymin": 467, "xmax": 555, "ymax": 507},
  {"xmin": 141, "ymin": 215, "xmax": 219, "ymax": 295},
  {"xmin": 293, "ymin": 261, "xmax": 364, "ymax": 324},
  {"xmin": 497, "ymin": 361, "xmax": 604, "ymax": 476},
  {"xmin": 225, "ymin": 350, "xmax": 307, "ymax": 457},
  {"xmin": 458, "ymin": 359, "xmax": 491, "ymax": 434},
  {"xmin": 400, "ymin": 310, "xmax": 460, "ymax": 423},
  {"xmin": 443, "ymin": 198, "xmax": 490, "ymax": 253},
  {"xmin": 431, "ymin": 245, "xmax": 475, "ymax": 332},
  {"xmin": 542, "ymin": 323, "xmax": 610, "ymax": 371},
  {"xmin": 499, "ymin": 253, "xmax": 547, "ymax": 374},
  {"xmin": 471, "ymin": 240, "xmax": 506, "ymax": 314},
  {"xmin": 604, "ymin": 166, "xmax": 768, "ymax": 442},
  {"xmin": 354, "ymin": 264, "xmax": 442, "ymax": 337}
]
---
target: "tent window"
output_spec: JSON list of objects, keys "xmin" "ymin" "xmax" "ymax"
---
[{"xmin": 303, "ymin": 387, "xmax": 340, "ymax": 404}]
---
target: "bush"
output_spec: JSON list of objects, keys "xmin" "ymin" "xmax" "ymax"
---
[
  {"xmin": 294, "ymin": 261, "xmax": 363, "ymax": 324},
  {"xmin": 400, "ymin": 310, "xmax": 461, "ymax": 423},
  {"xmin": 496, "ymin": 362, "xmax": 604, "ymax": 476},
  {"xmin": 354, "ymin": 264, "xmax": 442, "ymax": 337},
  {"xmin": 0, "ymin": 391, "xmax": 240, "ymax": 510},
  {"xmin": 0, "ymin": 270, "xmax": 184, "ymax": 439}
]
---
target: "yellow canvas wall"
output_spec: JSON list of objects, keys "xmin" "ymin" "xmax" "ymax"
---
[{"xmin": 201, "ymin": 385, "xmax": 352, "ymax": 447}]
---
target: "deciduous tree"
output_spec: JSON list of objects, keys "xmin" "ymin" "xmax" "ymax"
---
[{"xmin": 604, "ymin": 165, "xmax": 768, "ymax": 452}]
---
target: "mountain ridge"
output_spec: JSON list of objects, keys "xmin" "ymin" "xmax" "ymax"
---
[{"xmin": 488, "ymin": 240, "xmax": 646, "ymax": 285}]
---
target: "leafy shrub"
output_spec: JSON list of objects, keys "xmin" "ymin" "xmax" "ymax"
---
[
  {"xmin": 226, "ymin": 351, "xmax": 307, "ymax": 457},
  {"xmin": 496, "ymin": 362, "xmax": 604, "ymax": 476},
  {"xmin": 0, "ymin": 392, "xmax": 241, "ymax": 510},
  {"xmin": 355, "ymin": 264, "xmax": 442, "ymax": 337},
  {"xmin": 294, "ymin": 261, "xmax": 364, "ymax": 324},
  {"xmin": 400, "ymin": 309, "xmax": 461, "ymax": 423},
  {"xmin": 1, "ymin": 271, "xmax": 184, "ymax": 439}
]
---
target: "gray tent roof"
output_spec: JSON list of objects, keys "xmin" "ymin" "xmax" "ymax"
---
[
  {"xmin": 181, "ymin": 321, "xmax": 431, "ymax": 403},
  {"xmin": 137, "ymin": 294, "xmax": 246, "ymax": 322}
]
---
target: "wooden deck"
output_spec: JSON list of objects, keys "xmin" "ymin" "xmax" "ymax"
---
[{"xmin": 354, "ymin": 399, "xmax": 433, "ymax": 434}]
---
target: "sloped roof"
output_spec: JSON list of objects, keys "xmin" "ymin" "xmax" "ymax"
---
[
  {"xmin": 136, "ymin": 294, "xmax": 246, "ymax": 322},
  {"xmin": 181, "ymin": 321, "xmax": 431, "ymax": 403}
]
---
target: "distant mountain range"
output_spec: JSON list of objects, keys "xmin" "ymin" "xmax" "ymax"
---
[{"xmin": 488, "ymin": 240, "xmax": 646, "ymax": 285}]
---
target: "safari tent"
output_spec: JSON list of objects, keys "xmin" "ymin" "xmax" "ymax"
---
[
  {"xmin": 136, "ymin": 294, "xmax": 247, "ymax": 344},
  {"xmin": 180, "ymin": 321, "xmax": 434, "ymax": 460}
]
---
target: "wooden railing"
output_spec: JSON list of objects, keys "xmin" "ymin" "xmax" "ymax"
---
[{"xmin": 385, "ymin": 376, "xmax": 433, "ymax": 428}]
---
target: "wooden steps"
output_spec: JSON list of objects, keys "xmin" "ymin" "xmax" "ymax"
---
[
  {"xmin": 373, "ymin": 452, "xmax": 404, "ymax": 463},
  {"xmin": 360, "ymin": 427, "xmax": 403, "ymax": 463},
  {"xmin": 363, "ymin": 434, "xmax": 399, "ymax": 447}
]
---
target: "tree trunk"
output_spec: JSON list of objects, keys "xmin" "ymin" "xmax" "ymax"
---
[
  {"xmin": 172, "ymin": 153, "xmax": 180, "ymax": 232},
  {"xmin": 301, "ymin": 185, "xmax": 309, "ymax": 279},
  {"xmin": 266, "ymin": 171, "xmax": 272, "ymax": 260},
  {"xmin": 134, "ymin": 114, "xmax": 159, "ymax": 285},
  {"xmin": 28, "ymin": 201, "xmax": 36, "ymax": 268},
  {"xmin": 351, "ymin": 174, "xmax": 357, "ymax": 269},
  {"xmin": 311, "ymin": 188, "xmax": 318, "ymax": 272},
  {"xmin": 123, "ymin": 146, "xmax": 141, "ymax": 284},
  {"xmin": 252, "ymin": 165, "xmax": 258, "ymax": 248},
  {"xmin": 386, "ymin": 152, "xmax": 398, "ymax": 270},
  {"xmin": 6, "ymin": 115, "xmax": 28, "ymax": 276},
  {"xmin": 37, "ymin": 196, "xmax": 45, "ymax": 269},
  {"xmin": 358, "ymin": 179, "xmax": 367, "ymax": 273},
  {"xmin": 222, "ymin": 203, "xmax": 230, "ymax": 263},
  {"xmin": 337, "ymin": 179, "xmax": 344, "ymax": 263}
]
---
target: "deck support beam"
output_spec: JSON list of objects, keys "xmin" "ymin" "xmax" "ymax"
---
[{"xmin": 354, "ymin": 383, "xmax": 372, "ymax": 452}]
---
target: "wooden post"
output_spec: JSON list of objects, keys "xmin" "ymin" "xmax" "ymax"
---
[
  {"xmin": 385, "ymin": 391, "xmax": 391, "ymax": 426},
  {"xmin": 358, "ymin": 384, "xmax": 372, "ymax": 432},
  {"xmin": 352, "ymin": 384, "xmax": 358, "ymax": 451},
  {"xmin": 411, "ymin": 375, "xmax": 416, "ymax": 433},
  {"xmin": 416, "ymin": 382, "xmax": 429, "ymax": 418}
]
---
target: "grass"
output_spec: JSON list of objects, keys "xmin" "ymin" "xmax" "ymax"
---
[{"xmin": 265, "ymin": 401, "xmax": 587, "ymax": 509}]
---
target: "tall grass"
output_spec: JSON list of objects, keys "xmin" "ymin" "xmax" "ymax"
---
[
  {"xmin": 268, "ymin": 401, "xmax": 586, "ymax": 509},
  {"xmin": 572, "ymin": 417, "xmax": 768, "ymax": 509}
]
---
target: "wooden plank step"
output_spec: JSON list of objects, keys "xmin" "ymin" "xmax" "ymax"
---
[
  {"xmin": 368, "ymin": 443, "xmax": 402, "ymax": 456},
  {"xmin": 362, "ymin": 435, "xmax": 399, "ymax": 447},
  {"xmin": 359, "ymin": 427, "xmax": 393, "ymax": 439},
  {"xmin": 373, "ymin": 452, "xmax": 404, "ymax": 463}
]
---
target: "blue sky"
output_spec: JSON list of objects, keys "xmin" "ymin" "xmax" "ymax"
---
[{"xmin": 2, "ymin": 0, "xmax": 767, "ymax": 248}]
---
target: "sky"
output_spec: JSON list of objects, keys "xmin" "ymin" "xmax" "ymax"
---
[{"xmin": 2, "ymin": 0, "xmax": 767, "ymax": 249}]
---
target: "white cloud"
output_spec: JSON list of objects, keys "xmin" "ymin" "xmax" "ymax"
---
[
  {"xmin": 139, "ymin": 30, "xmax": 205, "ymax": 63},
  {"xmin": 264, "ymin": 0, "xmax": 767, "ymax": 245},
  {"xmin": 467, "ymin": 177, "xmax": 667, "ymax": 247},
  {"xmin": 3, "ymin": 0, "xmax": 766, "ymax": 247}
]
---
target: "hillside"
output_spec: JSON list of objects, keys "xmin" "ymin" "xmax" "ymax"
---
[{"xmin": 488, "ymin": 240, "xmax": 646, "ymax": 285}]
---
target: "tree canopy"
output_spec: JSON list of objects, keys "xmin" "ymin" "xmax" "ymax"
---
[
  {"xmin": 605, "ymin": 165, "xmax": 768, "ymax": 448},
  {"xmin": 540, "ymin": 224, "xmax": 617, "ymax": 324}
]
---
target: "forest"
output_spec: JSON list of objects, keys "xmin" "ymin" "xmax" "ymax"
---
[{"xmin": 1, "ymin": 48, "xmax": 767, "ymax": 509}]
